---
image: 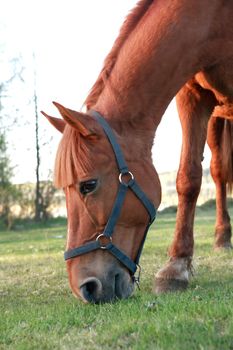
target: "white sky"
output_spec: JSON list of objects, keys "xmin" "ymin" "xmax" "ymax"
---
[{"xmin": 1, "ymin": 0, "xmax": 211, "ymax": 184}]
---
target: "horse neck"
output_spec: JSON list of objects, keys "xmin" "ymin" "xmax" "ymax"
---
[{"xmin": 92, "ymin": 0, "xmax": 219, "ymax": 141}]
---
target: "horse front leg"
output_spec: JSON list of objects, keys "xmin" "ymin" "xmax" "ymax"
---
[
  {"xmin": 154, "ymin": 80, "xmax": 216, "ymax": 294},
  {"xmin": 207, "ymin": 117, "xmax": 232, "ymax": 249}
]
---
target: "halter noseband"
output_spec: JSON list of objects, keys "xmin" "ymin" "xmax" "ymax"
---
[{"xmin": 64, "ymin": 110, "xmax": 156, "ymax": 286}]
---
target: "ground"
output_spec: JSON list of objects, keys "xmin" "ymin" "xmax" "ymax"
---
[{"xmin": 0, "ymin": 207, "xmax": 233, "ymax": 350}]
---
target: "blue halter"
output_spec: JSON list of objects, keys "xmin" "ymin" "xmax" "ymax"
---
[{"xmin": 64, "ymin": 110, "xmax": 156, "ymax": 285}]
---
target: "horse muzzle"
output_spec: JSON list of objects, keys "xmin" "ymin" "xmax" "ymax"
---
[{"xmin": 76, "ymin": 264, "xmax": 135, "ymax": 303}]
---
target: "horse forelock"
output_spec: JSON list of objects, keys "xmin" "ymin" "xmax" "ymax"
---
[
  {"xmin": 54, "ymin": 126, "xmax": 94, "ymax": 188},
  {"xmin": 84, "ymin": 0, "xmax": 154, "ymax": 109}
]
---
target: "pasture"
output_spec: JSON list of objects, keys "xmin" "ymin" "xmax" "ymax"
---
[{"xmin": 1, "ymin": 206, "xmax": 233, "ymax": 350}]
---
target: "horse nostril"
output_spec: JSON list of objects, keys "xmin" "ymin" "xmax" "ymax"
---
[{"xmin": 80, "ymin": 277, "xmax": 103, "ymax": 303}]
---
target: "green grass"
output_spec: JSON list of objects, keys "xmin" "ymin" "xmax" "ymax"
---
[{"xmin": 1, "ymin": 212, "xmax": 233, "ymax": 350}]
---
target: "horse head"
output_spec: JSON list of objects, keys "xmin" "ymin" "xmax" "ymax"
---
[{"xmin": 42, "ymin": 102, "xmax": 160, "ymax": 303}]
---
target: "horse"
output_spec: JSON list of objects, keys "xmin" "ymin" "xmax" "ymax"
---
[{"xmin": 42, "ymin": 0, "xmax": 233, "ymax": 303}]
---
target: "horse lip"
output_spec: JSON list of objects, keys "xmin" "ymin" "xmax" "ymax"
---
[{"xmin": 115, "ymin": 271, "xmax": 135, "ymax": 299}]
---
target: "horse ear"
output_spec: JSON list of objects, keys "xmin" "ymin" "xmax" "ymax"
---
[
  {"xmin": 52, "ymin": 101, "xmax": 96, "ymax": 137},
  {"xmin": 41, "ymin": 111, "xmax": 66, "ymax": 133}
]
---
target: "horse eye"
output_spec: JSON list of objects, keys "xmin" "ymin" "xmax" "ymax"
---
[{"xmin": 79, "ymin": 179, "xmax": 98, "ymax": 195}]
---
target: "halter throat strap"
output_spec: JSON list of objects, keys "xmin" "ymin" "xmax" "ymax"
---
[{"xmin": 64, "ymin": 110, "xmax": 156, "ymax": 280}]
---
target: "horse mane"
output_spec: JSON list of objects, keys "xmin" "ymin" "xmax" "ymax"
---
[
  {"xmin": 84, "ymin": 0, "xmax": 154, "ymax": 109},
  {"xmin": 54, "ymin": 126, "xmax": 94, "ymax": 188},
  {"xmin": 55, "ymin": 0, "xmax": 154, "ymax": 188}
]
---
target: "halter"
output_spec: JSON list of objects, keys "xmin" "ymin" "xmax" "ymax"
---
[{"xmin": 64, "ymin": 110, "xmax": 156, "ymax": 286}]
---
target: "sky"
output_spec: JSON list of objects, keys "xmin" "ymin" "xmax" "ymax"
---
[{"xmin": 0, "ymin": 0, "xmax": 211, "ymax": 184}]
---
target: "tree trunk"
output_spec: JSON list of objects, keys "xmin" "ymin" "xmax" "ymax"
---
[{"xmin": 33, "ymin": 58, "xmax": 42, "ymax": 221}]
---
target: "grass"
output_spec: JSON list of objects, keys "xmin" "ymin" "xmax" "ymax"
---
[{"xmin": 0, "ymin": 212, "xmax": 233, "ymax": 350}]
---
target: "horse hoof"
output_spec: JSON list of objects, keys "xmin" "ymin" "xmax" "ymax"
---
[
  {"xmin": 153, "ymin": 257, "xmax": 192, "ymax": 294},
  {"xmin": 154, "ymin": 277, "xmax": 188, "ymax": 294},
  {"xmin": 214, "ymin": 242, "xmax": 233, "ymax": 251}
]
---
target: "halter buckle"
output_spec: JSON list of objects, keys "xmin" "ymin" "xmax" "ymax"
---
[
  {"xmin": 119, "ymin": 171, "xmax": 134, "ymax": 187},
  {"xmin": 96, "ymin": 234, "xmax": 112, "ymax": 249}
]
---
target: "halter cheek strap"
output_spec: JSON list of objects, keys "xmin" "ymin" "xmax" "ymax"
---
[{"xmin": 64, "ymin": 110, "xmax": 156, "ymax": 284}]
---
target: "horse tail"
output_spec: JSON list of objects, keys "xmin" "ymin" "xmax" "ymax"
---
[{"xmin": 221, "ymin": 119, "xmax": 233, "ymax": 193}]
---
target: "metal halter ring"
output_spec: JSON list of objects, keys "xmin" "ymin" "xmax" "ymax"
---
[
  {"xmin": 119, "ymin": 171, "xmax": 134, "ymax": 186},
  {"xmin": 96, "ymin": 234, "xmax": 112, "ymax": 249}
]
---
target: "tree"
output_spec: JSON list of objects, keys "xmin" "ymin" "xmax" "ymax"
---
[
  {"xmin": 0, "ymin": 51, "xmax": 59, "ymax": 223},
  {"xmin": 15, "ymin": 180, "xmax": 59, "ymax": 220},
  {"xmin": 39, "ymin": 180, "xmax": 57, "ymax": 220},
  {"xmin": 0, "ymin": 132, "xmax": 21, "ymax": 229},
  {"xmin": 32, "ymin": 55, "xmax": 58, "ymax": 222},
  {"xmin": 0, "ymin": 56, "xmax": 24, "ymax": 129},
  {"xmin": 33, "ymin": 63, "xmax": 42, "ymax": 221},
  {"xmin": 0, "ymin": 55, "xmax": 24, "ymax": 228}
]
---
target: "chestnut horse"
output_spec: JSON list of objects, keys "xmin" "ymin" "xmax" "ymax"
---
[{"xmin": 43, "ymin": 0, "xmax": 233, "ymax": 303}]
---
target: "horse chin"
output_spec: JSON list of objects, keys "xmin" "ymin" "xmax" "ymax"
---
[{"xmin": 69, "ymin": 262, "xmax": 135, "ymax": 304}]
